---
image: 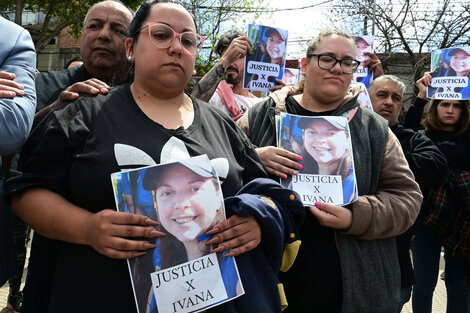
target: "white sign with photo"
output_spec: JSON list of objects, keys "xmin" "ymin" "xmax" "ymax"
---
[
  {"xmin": 151, "ymin": 253, "xmax": 227, "ymax": 313},
  {"xmin": 277, "ymin": 113, "xmax": 358, "ymax": 206}
]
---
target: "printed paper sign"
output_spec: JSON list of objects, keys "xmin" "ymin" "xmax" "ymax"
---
[
  {"xmin": 152, "ymin": 253, "xmax": 227, "ymax": 313},
  {"xmin": 292, "ymin": 174, "xmax": 343, "ymax": 205},
  {"xmin": 243, "ymin": 24, "xmax": 288, "ymax": 91},
  {"xmin": 352, "ymin": 35, "xmax": 374, "ymax": 88},
  {"xmin": 282, "ymin": 68, "xmax": 300, "ymax": 86},
  {"xmin": 277, "ymin": 113, "xmax": 358, "ymax": 206},
  {"xmin": 427, "ymin": 46, "xmax": 470, "ymax": 100},
  {"xmin": 111, "ymin": 155, "xmax": 244, "ymax": 313}
]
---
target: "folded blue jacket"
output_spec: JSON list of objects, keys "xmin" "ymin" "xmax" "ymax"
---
[{"xmin": 208, "ymin": 178, "xmax": 305, "ymax": 313}]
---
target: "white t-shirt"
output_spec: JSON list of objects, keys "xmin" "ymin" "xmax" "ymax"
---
[{"xmin": 209, "ymin": 92, "xmax": 261, "ymax": 116}]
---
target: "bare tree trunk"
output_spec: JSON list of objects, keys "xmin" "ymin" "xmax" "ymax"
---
[{"xmin": 14, "ymin": 0, "xmax": 26, "ymax": 25}]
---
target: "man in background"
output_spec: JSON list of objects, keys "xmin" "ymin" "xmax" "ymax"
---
[
  {"xmin": 192, "ymin": 29, "xmax": 260, "ymax": 121},
  {"xmin": 368, "ymin": 75, "xmax": 447, "ymax": 311}
]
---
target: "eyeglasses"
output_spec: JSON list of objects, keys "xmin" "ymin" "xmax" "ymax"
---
[
  {"xmin": 137, "ymin": 22, "xmax": 205, "ymax": 56},
  {"xmin": 308, "ymin": 54, "xmax": 359, "ymax": 74}
]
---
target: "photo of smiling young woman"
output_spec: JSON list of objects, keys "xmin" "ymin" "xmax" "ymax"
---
[
  {"xmin": 278, "ymin": 114, "xmax": 357, "ymax": 205},
  {"xmin": 428, "ymin": 47, "xmax": 470, "ymax": 99},
  {"xmin": 243, "ymin": 25, "xmax": 288, "ymax": 89},
  {"xmin": 299, "ymin": 117, "xmax": 356, "ymax": 204},
  {"xmin": 119, "ymin": 157, "xmax": 241, "ymax": 313}
]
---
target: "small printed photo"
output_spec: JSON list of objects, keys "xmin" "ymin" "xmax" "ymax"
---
[
  {"xmin": 111, "ymin": 155, "xmax": 243, "ymax": 313},
  {"xmin": 278, "ymin": 113, "xmax": 358, "ymax": 206},
  {"xmin": 356, "ymin": 83, "xmax": 374, "ymax": 111},
  {"xmin": 243, "ymin": 24, "xmax": 288, "ymax": 91},
  {"xmin": 427, "ymin": 46, "xmax": 470, "ymax": 100},
  {"xmin": 281, "ymin": 68, "xmax": 300, "ymax": 86},
  {"xmin": 352, "ymin": 35, "xmax": 374, "ymax": 88}
]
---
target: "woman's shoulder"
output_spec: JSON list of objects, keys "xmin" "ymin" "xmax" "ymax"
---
[{"xmin": 52, "ymin": 84, "xmax": 131, "ymax": 125}]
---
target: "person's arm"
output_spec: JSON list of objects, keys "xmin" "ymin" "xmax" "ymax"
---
[
  {"xmin": 0, "ymin": 28, "xmax": 36, "ymax": 155},
  {"xmin": 345, "ymin": 129, "xmax": 422, "ymax": 239},
  {"xmin": 11, "ymin": 188, "xmax": 161, "ymax": 259},
  {"xmin": 8, "ymin": 101, "xmax": 162, "ymax": 259},
  {"xmin": 403, "ymin": 130, "xmax": 448, "ymax": 191},
  {"xmin": 403, "ymin": 72, "xmax": 431, "ymax": 131},
  {"xmin": 213, "ymin": 179, "xmax": 305, "ymax": 268},
  {"xmin": 192, "ymin": 36, "xmax": 252, "ymax": 102},
  {"xmin": 403, "ymin": 97, "xmax": 427, "ymax": 131}
]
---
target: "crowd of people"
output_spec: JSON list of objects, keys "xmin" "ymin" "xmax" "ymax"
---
[{"xmin": 0, "ymin": 0, "xmax": 468, "ymax": 313}]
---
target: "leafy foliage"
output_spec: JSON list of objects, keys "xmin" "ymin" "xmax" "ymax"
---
[
  {"xmin": 2, "ymin": 0, "xmax": 262, "ymax": 73},
  {"xmin": 1, "ymin": 0, "xmax": 141, "ymax": 53}
]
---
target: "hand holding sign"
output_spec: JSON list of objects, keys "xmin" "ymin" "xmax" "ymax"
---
[
  {"xmin": 205, "ymin": 214, "xmax": 261, "ymax": 257},
  {"xmin": 85, "ymin": 209, "xmax": 161, "ymax": 259},
  {"xmin": 309, "ymin": 202, "xmax": 352, "ymax": 230},
  {"xmin": 362, "ymin": 52, "xmax": 383, "ymax": 79},
  {"xmin": 255, "ymin": 146, "xmax": 302, "ymax": 178},
  {"xmin": 243, "ymin": 24, "xmax": 288, "ymax": 92},
  {"xmin": 416, "ymin": 72, "xmax": 432, "ymax": 99},
  {"xmin": 219, "ymin": 36, "xmax": 252, "ymax": 67},
  {"xmin": 427, "ymin": 46, "xmax": 470, "ymax": 100}
]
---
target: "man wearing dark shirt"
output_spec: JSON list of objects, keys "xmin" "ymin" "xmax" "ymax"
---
[
  {"xmin": 20, "ymin": 2, "xmax": 133, "ymax": 313},
  {"xmin": 369, "ymin": 74, "xmax": 448, "ymax": 311}
]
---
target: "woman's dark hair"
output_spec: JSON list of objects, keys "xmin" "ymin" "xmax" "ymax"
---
[
  {"xmin": 128, "ymin": 0, "xmax": 196, "ymax": 46},
  {"xmin": 446, "ymin": 67, "xmax": 470, "ymax": 79},
  {"xmin": 422, "ymin": 99, "xmax": 470, "ymax": 136},
  {"xmin": 159, "ymin": 232, "xmax": 189, "ymax": 268},
  {"xmin": 301, "ymin": 147, "xmax": 352, "ymax": 179}
]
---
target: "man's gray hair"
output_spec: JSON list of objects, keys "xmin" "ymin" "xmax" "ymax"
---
[{"xmin": 369, "ymin": 74, "xmax": 406, "ymax": 98}]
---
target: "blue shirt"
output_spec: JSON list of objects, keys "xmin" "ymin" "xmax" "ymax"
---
[{"xmin": 0, "ymin": 17, "xmax": 36, "ymax": 156}]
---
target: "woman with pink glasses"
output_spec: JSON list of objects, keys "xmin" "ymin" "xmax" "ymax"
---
[{"xmin": 7, "ymin": 1, "xmax": 303, "ymax": 312}]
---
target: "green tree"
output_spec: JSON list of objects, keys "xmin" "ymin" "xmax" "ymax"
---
[
  {"xmin": 183, "ymin": 0, "xmax": 263, "ymax": 75},
  {"xmin": 0, "ymin": 0, "xmax": 141, "ymax": 53},
  {"xmin": 1, "ymin": 0, "xmax": 264, "ymax": 71},
  {"xmin": 0, "ymin": 0, "xmax": 266, "ymax": 75}
]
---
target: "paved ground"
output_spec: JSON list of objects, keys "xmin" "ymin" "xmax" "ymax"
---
[
  {"xmin": 401, "ymin": 251, "xmax": 447, "ymax": 313},
  {"xmin": 0, "ymin": 238, "xmax": 448, "ymax": 313}
]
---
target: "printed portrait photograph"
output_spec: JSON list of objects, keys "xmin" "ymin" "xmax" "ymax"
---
[
  {"xmin": 281, "ymin": 68, "xmax": 300, "ymax": 86},
  {"xmin": 243, "ymin": 24, "xmax": 288, "ymax": 91},
  {"xmin": 278, "ymin": 114, "xmax": 358, "ymax": 205},
  {"xmin": 112, "ymin": 156, "xmax": 242, "ymax": 313},
  {"xmin": 352, "ymin": 35, "xmax": 374, "ymax": 87},
  {"xmin": 428, "ymin": 46, "xmax": 470, "ymax": 100}
]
